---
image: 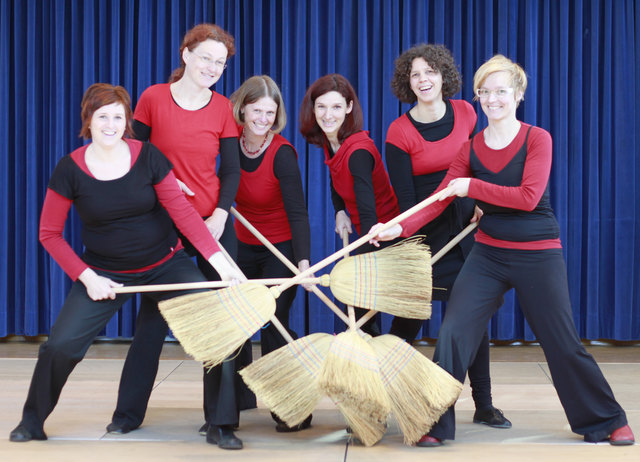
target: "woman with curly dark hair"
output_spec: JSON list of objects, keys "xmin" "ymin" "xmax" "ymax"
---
[{"xmin": 384, "ymin": 44, "xmax": 511, "ymax": 444}]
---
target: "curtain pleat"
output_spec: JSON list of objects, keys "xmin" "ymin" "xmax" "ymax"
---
[{"xmin": 1, "ymin": 0, "xmax": 638, "ymax": 341}]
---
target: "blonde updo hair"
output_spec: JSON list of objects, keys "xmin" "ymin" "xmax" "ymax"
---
[
  {"xmin": 230, "ymin": 75, "xmax": 287, "ymax": 134},
  {"xmin": 473, "ymin": 54, "xmax": 527, "ymax": 105}
]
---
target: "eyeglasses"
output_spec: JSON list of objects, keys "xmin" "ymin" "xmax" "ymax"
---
[
  {"xmin": 192, "ymin": 52, "xmax": 227, "ymax": 70},
  {"xmin": 475, "ymin": 87, "xmax": 514, "ymax": 99}
]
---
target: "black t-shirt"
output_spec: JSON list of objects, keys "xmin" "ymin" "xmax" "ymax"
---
[{"xmin": 48, "ymin": 142, "xmax": 179, "ymax": 271}]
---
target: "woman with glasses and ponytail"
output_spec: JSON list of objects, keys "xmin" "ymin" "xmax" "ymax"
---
[{"xmin": 106, "ymin": 24, "xmax": 250, "ymax": 450}]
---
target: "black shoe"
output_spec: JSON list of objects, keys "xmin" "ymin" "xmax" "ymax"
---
[
  {"xmin": 206, "ymin": 425, "xmax": 243, "ymax": 450},
  {"xmin": 9, "ymin": 425, "xmax": 47, "ymax": 442},
  {"xmin": 473, "ymin": 407, "xmax": 512, "ymax": 428},
  {"xmin": 106, "ymin": 422, "xmax": 134, "ymax": 435},
  {"xmin": 275, "ymin": 414, "xmax": 312, "ymax": 433}
]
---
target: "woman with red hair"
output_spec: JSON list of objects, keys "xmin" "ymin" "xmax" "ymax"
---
[{"xmin": 106, "ymin": 24, "xmax": 248, "ymax": 450}]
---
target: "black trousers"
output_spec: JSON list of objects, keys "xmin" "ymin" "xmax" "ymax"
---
[
  {"xmin": 111, "ymin": 216, "xmax": 254, "ymax": 429},
  {"xmin": 429, "ymin": 243, "xmax": 628, "ymax": 442},
  {"xmin": 19, "ymin": 251, "xmax": 207, "ymax": 433},
  {"xmin": 236, "ymin": 240, "xmax": 299, "ymax": 356}
]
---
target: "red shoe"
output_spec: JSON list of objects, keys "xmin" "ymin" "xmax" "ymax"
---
[
  {"xmin": 610, "ymin": 425, "xmax": 635, "ymax": 446},
  {"xmin": 416, "ymin": 434, "xmax": 443, "ymax": 447}
]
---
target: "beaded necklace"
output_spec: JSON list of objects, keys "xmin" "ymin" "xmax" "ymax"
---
[{"xmin": 241, "ymin": 131, "xmax": 269, "ymax": 156}]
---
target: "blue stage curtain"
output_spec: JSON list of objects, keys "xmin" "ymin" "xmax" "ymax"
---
[{"xmin": 1, "ymin": 0, "xmax": 638, "ymax": 341}]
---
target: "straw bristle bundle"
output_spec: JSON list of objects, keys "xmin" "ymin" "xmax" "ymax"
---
[
  {"xmin": 158, "ymin": 283, "xmax": 275, "ymax": 368},
  {"xmin": 369, "ymin": 335, "xmax": 463, "ymax": 445},
  {"xmin": 338, "ymin": 403, "xmax": 387, "ymax": 447},
  {"xmin": 319, "ymin": 331, "xmax": 391, "ymax": 425},
  {"xmin": 239, "ymin": 333, "xmax": 333, "ymax": 427},
  {"xmin": 330, "ymin": 237, "xmax": 432, "ymax": 319}
]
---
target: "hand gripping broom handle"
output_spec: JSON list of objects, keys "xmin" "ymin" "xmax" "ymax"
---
[
  {"xmin": 112, "ymin": 277, "xmax": 328, "ymax": 294},
  {"xmin": 215, "ymin": 242, "xmax": 297, "ymax": 344},
  {"xmin": 271, "ymin": 188, "xmax": 449, "ymax": 297},
  {"xmin": 230, "ymin": 207, "xmax": 352, "ymax": 326},
  {"xmin": 354, "ymin": 221, "xmax": 479, "ymax": 329}
]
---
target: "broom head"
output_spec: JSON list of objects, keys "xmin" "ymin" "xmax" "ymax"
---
[
  {"xmin": 338, "ymin": 402, "xmax": 387, "ymax": 447},
  {"xmin": 369, "ymin": 334, "xmax": 463, "ymax": 445},
  {"xmin": 158, "ymin": 283, "xmax": 275, "ymax": 368},
  {"xmin": 239, "ymin": 333, "xmax": 333, "ymax": 427},
  {"xmin": 329, "ymin": 237, "xmax": 432, "ymax": 319},
  {"xmin": 319, "ymin": 330, "xmax": 391, "ymax": 425}
]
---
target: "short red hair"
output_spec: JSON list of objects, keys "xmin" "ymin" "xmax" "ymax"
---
[
  {"xmin": 79, "ymin": 83, "xmax": 133, "ymax": 139},
  {"xmin": 169, "ymin": 23, "xmax": 235, "ymax": 83},
  {"xmin": 299, "ymin": 74, "xmax": 363, "ymax": 147}
]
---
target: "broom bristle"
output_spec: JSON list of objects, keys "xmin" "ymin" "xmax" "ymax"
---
[
  {"xmin": 338, "ymin": 403, "xmax": 386, "ymax": 447},
  {"xmin": 158, "ymin": 283, "xmax": 275, "ymax": 368},
  {"xmin": 330, "ymin": 237, "xmax": 432, "ymax": 319},
  {"xmin": 369, "ymin": 335, "xmax": 463, "ymax": 445},
  {"xmin": 239, "ymin": 333, "xmax": 333, "ymax": 427},
  {"xmin": 320, "ymin": 331, "xmax": 391, "ymax": 424}
]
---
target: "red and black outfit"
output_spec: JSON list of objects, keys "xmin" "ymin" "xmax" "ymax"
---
[
  {"xmin": 324, "ymin": 130, "xmax": 399, "ymax": 334},
  {"xmin": 16, "ymin": 140, "xmax": 220, "ymax": 437},
  {"xmin": 386, "ymin": 99, "xmax": 498, "ymax": 414},
  {"xmin": 406, "ymin": 123, "xmax": 628, "ymax": 442},
  {"xmin": 325, "ymin": 131, "xmax": 399, "ymax": 237},
  {"xmin": 235, "ymin": 131, "xmax": 310, "ymax": 358},
  {"xmin": 110, "ymin": 83, "xmax": 250, "ymax": 433}
]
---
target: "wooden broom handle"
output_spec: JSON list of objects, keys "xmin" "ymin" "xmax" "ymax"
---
[
  {"xmin": 216, "ymin": 243, "xmax": 297, "ymax": 344},
  {"xmin": 342, "ymin": 229, "xmax": 358, "ymax": 331},
  {"xmin": 230, "ymin": 207, "xmax": 352, "ymax": 326},
  {"xmin": 272, "ymin": 189, "xmax": 448, "ymax": 295},
  {"xmin": 113, "ymin": 276, "xmax": 328, "ymax": 294},
  {"xmin": 354, "ymin": 221, "xmax": 479, "ymax": 329}
]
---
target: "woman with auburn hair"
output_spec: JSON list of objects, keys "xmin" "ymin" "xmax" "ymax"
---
[
  {"xmin": 106, "ymin": 24, "xmax": 249, "ymax": 450},
  {"xmin": 299, "ymin": 73, "xmax": 400, "ymax": 335},
  {"xmin": 370, "ymin": 55, "xmax": 634, "ymax": 447},
  {"xmin": 230, "ymin": 75, "xmax": 313, "ymax": 432},
  {"xmin": 384, "ymin": 44, "xmax": 510, "ymax": 439},
  {"xmin": 9, "ymin": 83, "xmax": 242, "ymax": 443}
]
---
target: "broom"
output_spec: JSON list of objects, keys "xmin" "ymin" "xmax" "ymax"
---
[
  {"xmin": 230, "ymin": 207, "xmax": 366, "ymax": 428},
  {"xmin": 160, "ymin": 190, "xmax": 447, "ymax": 370},
  {"xmin": 239, "ymin": 332, "xmax": 333, "ymax": 427},
  {"xmin": 318, "ymin": 230, "xmax": 391, "ymax": 447},
  {"xmin": 158, "ymin": 244, "xmax": 309, "ymax": 368},
  {"xmin": 354, "ymin": 221, "xmax": 479, "ymax": 329},
  {"xmin": 369, "ymin": 335, "xmax": 462, "ymax": 445},
  {"xmin": 359, "ymin": 223, "xmax": 478, "ymax": 444},
  {"xmin": 329, "ymin": 236, "xmax": 432, "ymax": 319},
  {"xmin": 112, "ymin": 276, "xmax": 329, "ymax": 294},
  {"xmin": 211, "ymin": 248, "xmax": 333, "ymax": 428}
]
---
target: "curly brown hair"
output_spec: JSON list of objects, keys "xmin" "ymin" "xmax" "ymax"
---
[{"xmin": 390, "ymin": 44, "xmax": 461, "ymax": 104}]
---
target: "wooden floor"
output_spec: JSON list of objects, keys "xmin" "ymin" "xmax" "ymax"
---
[{"xmin": 1, "ymin": 338, "xmax": 638, "ymax": 461}]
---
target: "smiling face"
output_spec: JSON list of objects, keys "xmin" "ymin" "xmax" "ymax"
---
[
  {"xmin": 477, "ymin": 71, "xmax": 522, "ymax": 122},
  {"xmin": 89, "ymin": 102, "xmax": 126, "ymax": 148},
  {"xmin": 313, "ymin": 91, "xmax": 353, "ymax": 140},
  {"xmin": 409, "ymin": 57, "xmax": 443, "ymax": 104},
  {"xmin": 183, "ymin": 39, "xmax": 228, "ymax": 89},
  {"xmin": 242, "ymin": 96, "xmax": 278, "ymax": 137}
]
